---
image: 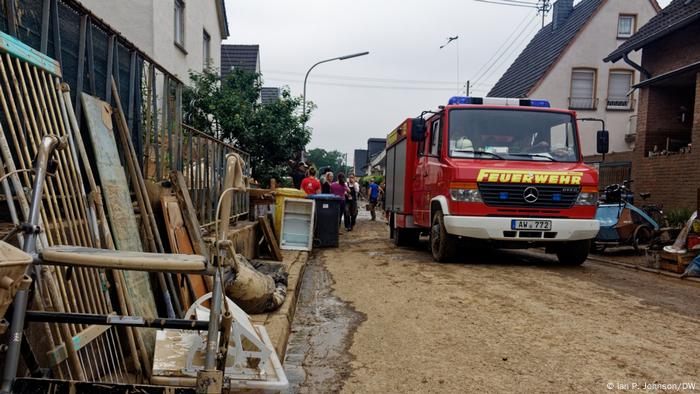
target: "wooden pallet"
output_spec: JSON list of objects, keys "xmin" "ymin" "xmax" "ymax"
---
[{"xmin": 659, "ymin": 250, "xmax": 696, "ymax": 273}]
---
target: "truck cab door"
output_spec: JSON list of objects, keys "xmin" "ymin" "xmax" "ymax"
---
[
  {"xmin": 425, "ymin": 118, "xmax": 444, "ymax": 219},
  {"xmin": 412, "ymin": 118, "xmax": 438, "ymax": 227}
]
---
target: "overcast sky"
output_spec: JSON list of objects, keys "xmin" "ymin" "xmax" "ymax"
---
[{"xmin": 224, "ymin": 0, "xmax": 671, "ymax": 165}]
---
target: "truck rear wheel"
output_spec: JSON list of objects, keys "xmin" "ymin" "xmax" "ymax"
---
[
  {"xmin": 556, "ymin": 240, "xmax": 590, "ymax": 266},
  {"xmin": 430, "ymin": 210, "xmax": 457, "ymax": 262}
]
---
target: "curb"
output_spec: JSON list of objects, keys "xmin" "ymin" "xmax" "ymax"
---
[
  {"xmin": 587, "ymin": 255, "xmax": 700, "ymax": 284},
  {"xmin": 250, "ymin": 250, "xmax": 310, "ymax": 360}
]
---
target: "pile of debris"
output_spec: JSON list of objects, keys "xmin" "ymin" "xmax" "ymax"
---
[{"xmin": 0, "ymin": 28, "xmax": 288, "ymax": 392}]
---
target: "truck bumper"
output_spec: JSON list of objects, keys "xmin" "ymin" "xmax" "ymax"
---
[{"xmin": 442, "ymin": 216, "xmax": 599, "ymax": 241}]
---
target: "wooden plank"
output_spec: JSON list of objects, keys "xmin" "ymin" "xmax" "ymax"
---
[
  {"xmin": 660, "ymin": 261, "xmax": 689, "ymax": 274},
  {"xmin": 0, "ymin": 31, "xmax": 62, "ymax": 77},
  {"xmin": 81, "ymin": 92, "xmax": 157, "ymax": 353},
  {"xmin": 46, "ymin": 323, "xmax": 111, "ymax": 367},
  {"xmin": 170, "ymin": 171, "xmax": 208, "ymax": 257},
  {"xmin": 161, "ymin": 195, "xmax": 208, "ymax": 305},
  {"xmin": 259, "ymin": 216, "xmax": 283, "ymax": 262},
  {"xmin": 659, "ymin": 250, "xmax": 696, "ymax": 265}
]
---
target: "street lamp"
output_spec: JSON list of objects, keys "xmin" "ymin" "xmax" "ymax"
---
[{"xmin": 301, "ymin": 51, "xmax": 370, "ymax": 133}]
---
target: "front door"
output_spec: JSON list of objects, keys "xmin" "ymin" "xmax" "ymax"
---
[{"xmin": 413, "ymin": 115, "xmax": 440, "ymax": 227}]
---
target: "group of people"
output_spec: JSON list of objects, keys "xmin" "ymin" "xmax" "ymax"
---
[{"xmin": 291, "ymin": 162, "xmax": 384, "ymax": 233}]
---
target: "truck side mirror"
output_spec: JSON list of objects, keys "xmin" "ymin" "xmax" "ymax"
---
[
  {"xmin": 596, "ymin": 130, "xmax": 609, "ymax": 154},
  {"xmin": 411, "ymin": 118, "xmax": 426, "ymax": 142}
]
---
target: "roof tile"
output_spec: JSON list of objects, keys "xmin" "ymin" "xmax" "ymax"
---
[
  {"xmin": 221, "ymin": 44, "xmax": 259, "ymax": 78},
  {"xmin": 488, "ymin": 0, "xmax": 604, "ymax": 98}
]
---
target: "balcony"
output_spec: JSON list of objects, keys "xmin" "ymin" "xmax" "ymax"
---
[{"xmin": 568, "ymin": 97, "xmax": 598, "ymax": 110}]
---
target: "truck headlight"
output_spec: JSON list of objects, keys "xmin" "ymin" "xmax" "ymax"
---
[
  {"xmin": 450, "ymin": 189, "xmax": 482, "ymax": 202},
  {"xmin": 576, "ymin": 192, "xmax": 599, "ymax": 205}
]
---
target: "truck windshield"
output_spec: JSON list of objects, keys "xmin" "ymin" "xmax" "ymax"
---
[{"xmin": 448, "ymin": 109, "xmax": 579, "ymax": 162}]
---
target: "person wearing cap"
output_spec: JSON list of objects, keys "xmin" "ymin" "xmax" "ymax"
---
[{"xmin": 292, "ymin": 161, "xmax": 307, "ymax": 189}]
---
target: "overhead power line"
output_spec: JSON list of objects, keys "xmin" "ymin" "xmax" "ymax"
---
[
  {"xmin": 265, "ymin": 70, "xmax": 459, "ymax": 85},
  {"xmin": 471, "ymin": 15, "xmax": 541, "ymax": 91},
  {"xmin": 264, "ymin": 77, "xmax": 459, "ymax": 92},
  {"xmin": 474, "ymin": 0, "xmax": 539, "ymax": 9},
  {"xmin": 468, "ymin": 11, "xmax": 534, "ymax": 84},
  {"xmin": 474, "ymin": 0, "xmax": 552, "ymax": 27}
]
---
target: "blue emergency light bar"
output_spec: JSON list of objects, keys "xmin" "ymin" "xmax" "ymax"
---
[{"xmin": 448, "ymin": 96, "xmax": 550, "ymax": 108}]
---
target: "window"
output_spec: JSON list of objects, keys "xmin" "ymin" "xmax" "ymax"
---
[
  {"xmin": 617, "ymin": 15, "xmax": 636, "ymax": 38},
  {"xmin": 607, "ymin": 70, "xmax": 633, "ymax": 109},
  {"xmin": 203, "ymin": 30, "xmax": 211, "ymax": 69},
  {"xmin": 174, "ymin": 0, "xmax": 185, "ymax": 49},
  {"xmin": 569, "ymin": 68, "xmax": 597, "ymax": 110},
  {"xmin": 430, "ymin": 119, "xmax": 441, "ymax": 156},
  {"xmin": 448, "ymin": 109, "xmax": 578, "ymax": 162}
]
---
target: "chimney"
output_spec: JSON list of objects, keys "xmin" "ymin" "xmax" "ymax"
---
[{"xmin": 552, "ymin": 0, "xmax": 574, "ymax": 30}]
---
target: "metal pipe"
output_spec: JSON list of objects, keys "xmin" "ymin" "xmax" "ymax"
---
[
  {"xmin": 623, "ymin": 53, "xmax": 651, "ymax": 80},
  {"xmin": 204, "ymin": 266, "xmax": 223, "ymax": 370},
  {"xmin": 1, "ymin": 135, "xmax": 62, "ymax": 393},
  {"xmin": 25, "ymin": 311, "xmax": 213, "ymax": 330}
]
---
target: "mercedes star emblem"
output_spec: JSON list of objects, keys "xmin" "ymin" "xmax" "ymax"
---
[{"xmin": 523, "ymin": 186, "xmax": 539, "ymax": 203}]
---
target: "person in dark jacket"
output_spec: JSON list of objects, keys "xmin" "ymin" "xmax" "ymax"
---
[
  {"xmin": 291, "ymin": 161, "xmax": 307, "ymax": 189},
  {"xmin": 321, "ymin": 171, "xmax": 333, "ymax": 194},
  {"xmin": 345, "ymin": 174, "xmax": 359, "ymax": 230}
]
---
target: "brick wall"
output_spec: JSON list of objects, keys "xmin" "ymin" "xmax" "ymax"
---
[
  {"xmin": 632, "ymin": 72, "xmax": 700, "ymax": 210},
  {"xmin": 641, "ymin": 23, "xmax": 700, "ymax": 75}
]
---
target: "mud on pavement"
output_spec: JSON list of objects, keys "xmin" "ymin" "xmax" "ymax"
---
[
  {"xmin": 285, "ymin": 215, "xmax": 700, "ymax": 393},
  {"xmin": 284, "ymin": 253, "xmax": 365, "ymax": 393}
]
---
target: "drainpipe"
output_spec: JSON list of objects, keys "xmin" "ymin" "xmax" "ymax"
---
[{"xmin": 623, "ymin": 53, "xmax": 651, "ymax": 80}]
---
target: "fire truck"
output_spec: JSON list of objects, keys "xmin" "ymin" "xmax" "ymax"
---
[{"xmin": 384, "ymin": 96, "xmax": 604, "ymax": 264}]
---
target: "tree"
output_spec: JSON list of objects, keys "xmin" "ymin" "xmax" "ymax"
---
[
  {"xmin": 307, "ymin": 148, "xmax": 350, "ymax": 175},
  {"xmin": 183, "ymin": 67, "xmax": 312, "ymax": 185}
]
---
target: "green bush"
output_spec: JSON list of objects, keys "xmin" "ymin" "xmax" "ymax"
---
[
  {"xmin": 666, "ymin": 208, "xmax": 695, "ymax": 227},
  {"xmin": 360, "ymin": 175, "xmax": 384, "ymax": 187}
]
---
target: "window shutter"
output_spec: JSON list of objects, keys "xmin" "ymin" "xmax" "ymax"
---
[
  {"xmin": 571, "ymin": 71, "xmax": 594, "ymax": 98},
  {"xmin": 607, "ymin": 72, "xmax": 632, "ymax": 107},
  {"xmin": 570, "ymin": 69, "xmax": 596, "ymax": 109}
]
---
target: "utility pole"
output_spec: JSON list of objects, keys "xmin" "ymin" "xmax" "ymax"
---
[
  {"xmin": 466, "ymin": 80, "xmax": 470, "ymax": 96},
  {"xmin": 540, "ymin": 0, "xmax": 551, "ymax": 28}
]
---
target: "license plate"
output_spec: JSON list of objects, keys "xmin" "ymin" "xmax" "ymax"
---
[{"xmin": 511, "ymin": 219, "xmax": 552, "ymax": 231}]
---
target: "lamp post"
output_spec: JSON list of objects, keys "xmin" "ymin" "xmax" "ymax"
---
[{"xmin": 301, "ymin": 51, "xmax": 370, "ymax": 135}]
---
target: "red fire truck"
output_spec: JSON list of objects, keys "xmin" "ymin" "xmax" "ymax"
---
[{"xmin": 384, "ymin": 96, "xmax": 603, "ymax": 264}]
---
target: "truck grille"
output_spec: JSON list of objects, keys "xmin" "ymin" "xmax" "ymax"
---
[{"xmin": 478, "ymin": 183, "xmax": 580, "ymax": 209}]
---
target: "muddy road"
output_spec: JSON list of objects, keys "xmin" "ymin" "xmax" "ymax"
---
[{"xmin": 285, "ymin": 215, "xmax": 700, "ymax": 393}]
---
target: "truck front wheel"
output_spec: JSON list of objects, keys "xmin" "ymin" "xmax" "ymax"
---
[
  {"xmin": 556, "ymin": 240, "xmax": 590, "ymax": 266},
  {"xmin": 430, "ymin": 210, "xmax": 457, "ymax": 262}
]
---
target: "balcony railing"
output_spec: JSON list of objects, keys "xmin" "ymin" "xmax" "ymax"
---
[
  {"xmin": 568, "ymin": 97, "xmax": 598, "ymax": 110},
  {"xmin": 606, "ymin": 97, "xmax": 635, "ymax": 111}
]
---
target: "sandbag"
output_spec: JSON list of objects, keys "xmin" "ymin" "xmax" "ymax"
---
[{"xmin": 224, "ymin": 253, "xmax": 287, "ymax": 314}]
